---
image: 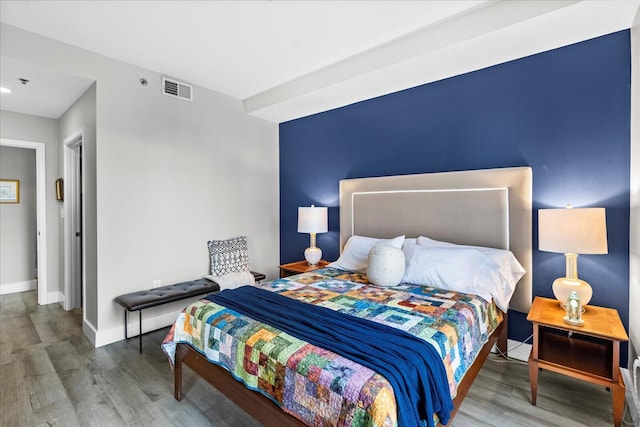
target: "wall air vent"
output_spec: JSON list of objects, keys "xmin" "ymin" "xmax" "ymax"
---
[{"xmin": 162, "ymin": 77, "xmax": 193, "ymax": 101}]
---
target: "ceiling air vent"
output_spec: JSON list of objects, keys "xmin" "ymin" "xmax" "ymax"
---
[{"xmin": 162, "ymin": 77, "xmax": 193, "ymax": 101}]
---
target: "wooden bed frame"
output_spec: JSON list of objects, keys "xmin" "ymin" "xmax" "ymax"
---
[{"xmin": 173, "ymin": 167, "xmax": 532, "ymax": 426}]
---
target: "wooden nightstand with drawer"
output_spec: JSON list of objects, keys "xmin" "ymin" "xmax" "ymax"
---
[{"xmin": 527, "ymin": 296, "xmax": 628, "ymax": 426}]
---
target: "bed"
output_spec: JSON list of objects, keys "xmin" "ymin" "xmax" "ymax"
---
[{"xmin": 163, "ymin": 166, "xmax": 532, "ymax": 426}]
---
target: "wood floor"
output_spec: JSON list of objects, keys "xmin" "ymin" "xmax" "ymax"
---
[{"xmin": 0, "ymin": 290, "xmax": 621, "ymax": 426}]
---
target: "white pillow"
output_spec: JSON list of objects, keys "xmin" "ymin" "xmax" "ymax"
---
[
  {"xmin": 402, "ymin": 239, "xmax": 419, "ymax": 265},
  {"xmin": 404, "ymin": 238, "xmax": 417, "ymax": 246},
  {"xmin": 403, "ymin": 246, "xmax": 502, "ymax": 307},
  {"xmin": 202, "ymin": 271, "xmax": 255, "ymax": 290},
  {"xmin": 417, "ymin": 236, "xmax": 525, "ymax": 310},
  {"xmin": 329, "ymin": 235, "xmax": 405, "ymax": 272},
  {"xmin": 367, "ymin": 244, "xmax": 406, "ymax": 287}
]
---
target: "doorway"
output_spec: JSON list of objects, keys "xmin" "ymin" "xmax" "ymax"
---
[
  {"xmin": 0, "ymin": 138, "xmax": 48, "ymax": 304},
  {"xmin": 63, "ymin": 129, "xmax": 84, "ymax": 310}
]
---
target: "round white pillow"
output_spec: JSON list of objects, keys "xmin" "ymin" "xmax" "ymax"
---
[{"xmin": 367, "ymin": 244, "xmax": 406, "ymax": 287}]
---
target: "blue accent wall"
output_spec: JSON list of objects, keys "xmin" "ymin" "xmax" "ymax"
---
[{"xmin": 280, "ymin": 31, "xmax": 631, "ymax": 364}]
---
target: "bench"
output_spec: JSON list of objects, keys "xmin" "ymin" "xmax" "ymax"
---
[{"xmin": 114, "ymin": 271, "xmax": 266, "ymax": 353}]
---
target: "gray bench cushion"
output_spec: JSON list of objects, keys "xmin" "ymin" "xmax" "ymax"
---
[
  {"xmin": 114, "ymin": 279, "xmax": 219, "ymax": 312},
  {"xmin": 114, "ymin": 271, "xmax": 266, "ymax": 312}
]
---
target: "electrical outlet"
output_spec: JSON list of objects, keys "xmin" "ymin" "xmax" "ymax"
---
[{"xmin": 152, "ymin": 280, "xmax": 161, "ymax": 288}]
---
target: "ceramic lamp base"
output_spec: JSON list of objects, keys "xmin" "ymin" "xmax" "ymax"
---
[
  {"xmin": 304, "ymin": 246, "xmax": 322, "ymax": 265},
  {"xmin": 563, "ymin": 316, "xmax": 585, "ymax": 326},
  {"xmin": 552, "ymin": 276, "xmax": 592, "ymax": 307}
]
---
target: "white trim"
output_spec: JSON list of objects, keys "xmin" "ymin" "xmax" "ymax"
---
[
  {"xmin": 63, "ymin": 128, "xmax": 84, "ymax": 312},
  {"xmin": 351, "ymin": 187, "xmax": 509, "ymax": 195},
  {"xmin": 506, "ymin": 338, "xmax": 532, "ymax": 362},
  {"xmin": 629, "ymin": 3, "xmax": 640, "ymax": 376},
  {"xmin": 83, "ymin": 318, "xmax": 97, "ymax": 347},
  {"xmin": 491, "ymin": 339, "xmax": 532, "ymax": 362},
  {"xmin": 621, "ymin": 362, "xmax": 640, "ymax": 424},
  {"xmin": 48, "ymin": 290, "xmax": 62, "ymax": 304},
  {"xmin": 93, "ymin": 309, "xmax": 183, "ymax": 348},
  {"xmin": 0, "ymin": 279, "xmax": 37, "ymax": 295},
  {"xmin": 0, "ymin": 138, "xmax": 48, "ymax": 305}
]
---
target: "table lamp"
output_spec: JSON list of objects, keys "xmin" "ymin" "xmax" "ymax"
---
[
  {"xmin": 538, "ymin": 205, "xmax": 607, "ymax": 307},
  {"xmin": 298, "ymin": 205, "xmax": 328, "ymax": 265}
]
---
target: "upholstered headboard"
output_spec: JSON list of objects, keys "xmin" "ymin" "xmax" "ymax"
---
[{"xmin": 338, "ymin": 167, "xmax": 532, "ymax": 313}]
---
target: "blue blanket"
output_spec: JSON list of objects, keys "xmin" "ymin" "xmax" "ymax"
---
[{"xmin": 207, "ymin": 286, "xmax": 454, "ymax": 427}]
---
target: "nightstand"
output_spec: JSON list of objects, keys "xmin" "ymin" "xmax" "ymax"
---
[
  {"xmin": 278, "ymin": 260, "xmax": 329, "ymax": 278},
  {"xmin": 527, "ymin": 296, "xmax": 628, "ymax": 427}
]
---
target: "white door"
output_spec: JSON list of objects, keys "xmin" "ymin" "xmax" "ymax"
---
[{"xmin": 64, "ymin": 130, "xmax": 83, "ymax": 310}]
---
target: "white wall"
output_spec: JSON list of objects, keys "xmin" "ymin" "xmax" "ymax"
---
[
  {"xmin": 1, "ymin": 23, "xmax": 279, "ymax": 346},
  {"xmin": 629, "ymin": 5, "xmax": 640, "ymax": 366},
  {"xmin": 0, "ymin": 146, "xmax": 36, "ymax": 288},
  {"xmin": 0, "ymin": 110, "xmax": 60, "ymax": 302}
]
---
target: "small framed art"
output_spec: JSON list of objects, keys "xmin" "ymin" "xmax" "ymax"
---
[{"xmin": 0, "ymin": 179, "xmax": 20, "ymax": 203}]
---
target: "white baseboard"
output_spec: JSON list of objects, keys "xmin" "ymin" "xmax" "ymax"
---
[
  {"xmin": 83, "ymin": 319, "xmax": 98, "ymax": 347},
  {"xmin": 506, "ymin": 338, "xmax": 532, "ymax": 361},
  {"xmin": 621, "ymin": 367, "xmax": 640, "ymax": 425},
  {"xmin": 46, "ymin": 291, "xmax": 62, "ymax": 304},
  {"xmin": 0, "ymin": 279, "xmax": 37, "ymax": 295},
  {"xmin": 492, "ymin": 339, "xmax": 532, "ymax": 362},
  {"xmin": 92, "ymin": 309, "xmax": 182, "ymax": 348}
]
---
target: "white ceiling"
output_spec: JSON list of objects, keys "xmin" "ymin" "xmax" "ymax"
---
[
  {"xmin": 0, "ymin": 54, "xmax": 94, "ymax": 119},
  {"xmin": 0, "ymin": 0, "xmax": 638, "ymax": 122}
]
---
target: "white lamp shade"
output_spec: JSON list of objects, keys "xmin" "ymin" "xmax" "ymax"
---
[
  {"xmin": 538, "ymin": 207, "xmax": 607, "ymax": 254},
  {"xmin": 298, "ymin": 206, "xmax": 328, "ymax": 234}
]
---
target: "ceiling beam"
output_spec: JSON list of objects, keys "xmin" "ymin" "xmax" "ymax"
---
[{"xmin": 243, "ymin": 0, "xmax": 578, "ymax": 119}]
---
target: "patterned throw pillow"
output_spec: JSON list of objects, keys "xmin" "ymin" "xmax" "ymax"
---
[{"xmin": 207, "ymin": 236, "xmax": 250, "ymax": 276}]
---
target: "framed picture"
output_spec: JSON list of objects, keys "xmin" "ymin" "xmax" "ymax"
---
[
  {"xmin": 56, "ymin": 178, "xmax": 64, "ymax": 202},
  {"xmin": 0, "ymin": 179, "xmax": 20, "ymax": 203}
]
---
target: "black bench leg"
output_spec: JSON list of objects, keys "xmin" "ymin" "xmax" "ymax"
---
[
  {"xmin": 124, "ymin": 310, "xmax": 129, "ymax": 340},
  {"xmin": 123, "ymin": 309, "xmax": 143, "ymax": 354}
]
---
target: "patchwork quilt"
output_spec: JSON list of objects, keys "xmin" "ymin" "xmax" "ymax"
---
[{"xmin": 162, "ymin": 268, "xmax": 503, "ymax": 426}]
